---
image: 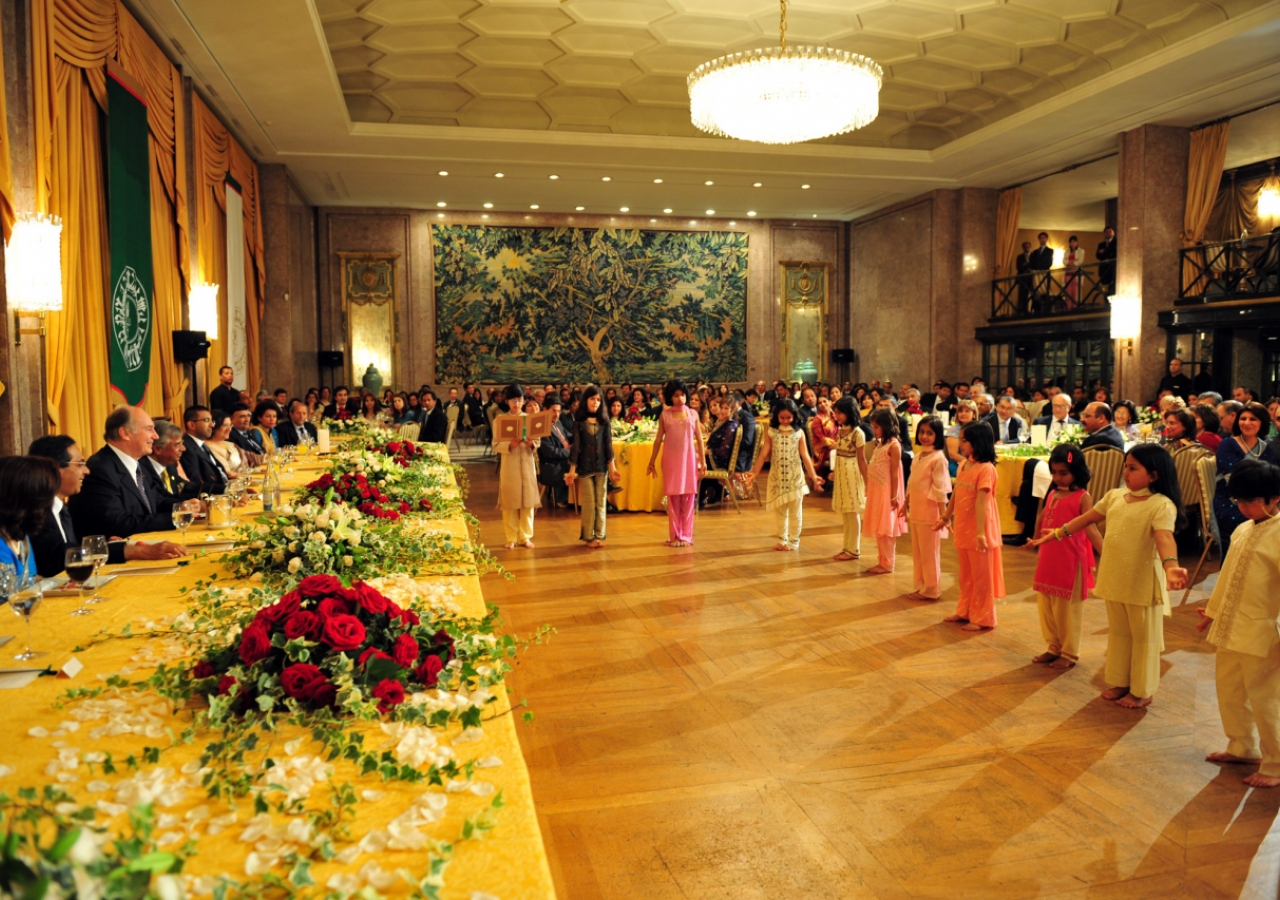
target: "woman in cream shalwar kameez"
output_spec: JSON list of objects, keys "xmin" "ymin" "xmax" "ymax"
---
[{"xmin": 494, "ymin": 387, "xmax": 541, "ymax": 548}]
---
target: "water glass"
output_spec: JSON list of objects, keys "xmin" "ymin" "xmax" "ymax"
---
[
  {"xmin": 82, "ymin": 535, "xmax": 110, "ymax": 604},
  {"xmin": 10, "ymin": 576, "xmax": 44, "ymax": 661},
  {"xmin": 171, "ymin": 506, "xmax": 195, "ymax": 542}
]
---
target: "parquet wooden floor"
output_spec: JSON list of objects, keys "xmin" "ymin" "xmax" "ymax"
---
[{"xmin": 466, "ymin": 463, "xmax": 1280, "ymax": 900}]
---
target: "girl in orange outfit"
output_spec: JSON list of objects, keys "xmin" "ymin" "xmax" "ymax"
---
[
  {"xmin": 906, "ymin": 415, "xmax": 951, "ymax": 600},
  {"xmin": 937, "ymin": 421, "xmax": 1005, "ymax": 631}
]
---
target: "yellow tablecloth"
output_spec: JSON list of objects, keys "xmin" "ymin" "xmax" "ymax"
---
[
  {"xmin": 613, "ymin": 441, "xmax": 666, "ymax": 512},
  {"xmin": 0, "ymin": 461, "xmax": 554, "ymax": 899},
  {"xmin": 995, "ymin": 453, "xmax": 1047, "ymax": 536}
]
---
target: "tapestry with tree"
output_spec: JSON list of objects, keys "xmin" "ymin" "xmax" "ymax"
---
[{"xmin": 433, "ymin": 225, "xmax": 748, "ymax": 384}]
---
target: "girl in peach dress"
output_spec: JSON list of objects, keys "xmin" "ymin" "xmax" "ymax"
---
[
  {"xmin": 938, "ymin": 421, "xmax": 1005, "ymax": 631},
  {"xmin": 906, "ymin": 416, "xmax": 951, "ymax": 600},
  {"xmin": 863, "ymin": 409, "xmax": 908, "ymax": 574}
]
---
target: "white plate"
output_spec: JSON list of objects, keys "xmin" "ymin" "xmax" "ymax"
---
[{"xmin": 109, "ymin": 565, "xmax": 181, "ymax": 577}]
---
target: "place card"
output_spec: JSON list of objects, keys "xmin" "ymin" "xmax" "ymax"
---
[
  {"xmin": 0, "ymin": 668, "xmax": 44, "ymax": 689},
  {"xmin": 58, "ymin": 656, "xmax": 83, "ymax": 679},
  {"xmin": 1031, "ymin": 424, "xmax": 1049, "ymax": 446},
  {"xmin": 317, "ymin": 428, "xmax": 330, "ymax": 454},
  {"xmin": 198, "ymin": 540, "xmax": 236, "ymax": 552},
  {"xmin": 109, "ymin": 564, "xmax": 181, "ymax": 576}
]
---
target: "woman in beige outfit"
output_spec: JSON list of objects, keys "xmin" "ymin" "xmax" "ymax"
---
[{"xmin": 494, "ymin": 385, "xmax": 541, "ymax": 548}]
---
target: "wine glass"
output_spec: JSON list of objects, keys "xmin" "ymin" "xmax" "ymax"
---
[
  {"xmin": 63, "ymin": 547, "xmax": 95, "ymax": 615},
  {"xmin": 10, "ymin": 573, "xmax": 44, "ymax": 661},
  {"xmin": 82, "ymin": 535, "xmax": 110, "ymax": 605},
  {"xmin": 171, "ymin": 506, "xmax": 195, "ymax": 543}
]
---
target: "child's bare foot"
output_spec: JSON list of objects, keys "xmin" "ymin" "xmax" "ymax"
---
[
  {"xmin": 775, "ymin": 543, "xmax": 791, "ymax": 551},
  {"xmin": 1101, "ymin": 686, "xmax": 1130, "ymax": 701},
  {"xmin": 1243, "ymin": 773, "xmax": 1280, "ymax": 788},
  {"xmin": 961, "ymin": 623, "xmax": 991, "ymax": 632},
  {"xmin": 503, "ymin": 542, "xmax": 515, "ymax": 549},
  {"xmin": 671, "ymin": 540, "xmax": 690, "ymax": 548},
  {"xmin": 943, "ymin": 615, "xmax": 968, "ymax": 623},
  {"xmin": 1207, "ymin": 751, "xmax": 1262, "ymax": 765},
  {"xmin": 1048, "ymin": 658, "xmax": 1076, "ymax": 670},
  {"xmin": 521, "ymin": 540, "xmax": 535, "ymax": 549},
  {"xmin": 905, "ymin": 591, "xmax": 926, "ymax": 601},
  {"xmin": 832, "ymin": 551, "xmax": 857, "ymax": 561},
  {"xmin": 1115, "ymin": 694, "xmax": 1151, "ymax": 709},
  {"xmin": 865, "ymin": 565, "xmax": 891, "ymax": 575},
  {"xmin": 1032, "ymin": 652, "xmax": 1060, "ymax": 664}
]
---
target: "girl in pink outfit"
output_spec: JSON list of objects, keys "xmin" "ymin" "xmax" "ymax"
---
[
  {"xmin": 647, "ymin": 379, "xmax": 705, "ymax": 548},
  {"xmin": 863, "ymin": 408, "xmax": 908, "ymax": 574},
  {"xmin": 906, "ymin": 416, "xmax": 951, "ymax": 600},
  {"xmin": 1031, "ymin": 444, "xmax": 1102, "ymax": 669}
]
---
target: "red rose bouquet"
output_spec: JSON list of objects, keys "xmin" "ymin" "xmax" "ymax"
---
[
  {"xmin": 303, "ymin": 471, "xmax": 411, "ymax": 521},
  {"xmin": 190, "ymin": 574, "xmax": 457, "ymax": 718}
]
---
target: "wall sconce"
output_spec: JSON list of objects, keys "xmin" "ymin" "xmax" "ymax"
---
[
  {"xmin": 5, "ymin": 213, "xmax": 63, "ymax": 345},
  {"xmin": 962, "ymin": 253, "xmax": 979, "ymax": 273},
  {"xmin": 1110, "ymin": 293, "xmax": 1141, "ymax": 355},
  {"xmin": 1260, "ymin": 185, "xmax": 1280, "ymax": 220},
  {"xmin": 188, "ymin": 282, "xmax": 220, "ymax": 339}
]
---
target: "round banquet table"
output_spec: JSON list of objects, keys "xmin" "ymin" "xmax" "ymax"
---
[
  {"xmin": 613, "ymin": 440, "xmax": 667, "ymax": 512},
  {"xmin": 995, "ymin": 452, "xmax": 1049, "ymax": 535}
]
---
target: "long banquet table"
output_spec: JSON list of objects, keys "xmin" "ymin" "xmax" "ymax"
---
[{"xmin": 0, "ymin": 452, "xmax": 555, "ymax": 899}]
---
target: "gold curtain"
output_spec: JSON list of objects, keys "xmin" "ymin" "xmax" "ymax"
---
[
  {"xmin": 192, "ymin": 95, "xmax": 264, "ymax": 393},
  {"xmin": 994, "ymin": 187, "xmax": 1022, "ymax": 278},
  {"xmin": 0, "ymin": 13, "xmax": 16, "ymax": 241},
  {"xmin": 1181, "ymin": 121, "xmax": 1231, "ymax": 297},
  {"xmin": 1207, "ymin": 169, "xmax": 1280, "ymax": 241}
]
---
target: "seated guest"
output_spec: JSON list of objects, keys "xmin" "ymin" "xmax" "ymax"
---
[
  {"xmin": 27, "ymin": 436, "xmax": 185, "ymax": 577},
  {"xmin": 1161, "ymin": 409, "xmax": 1197, "ymax": 449},
  {"xmin": 1213, "ymin": 402, "xmax": 1279, "ymax": 557},
  {"xmin": 278, "ymin": 399, "xmax": 319, "ymax": 447},
  {"xmin": 1192, "ymin": 404, "xmax": 1222, "ymax": 451},
  {"xmin": 945, "ymin": 400, "xmax": 981, "ymax": 477},
  {"xmin": 1033, "ymin": 394, "xmax": 1079, "ymax": 440},
  {"xmin": 358, "ymin": 392, "xmax": 381, "ymax": 423},
  {"xmin": 272, "ymin": 388, "xmax": 289, "ymax": 413},
  {"xmin": 608, "ymin": 398, "xmax": 625, "ymax": 422},
  {"xmin": 537, "ymin": 397, "xmax": 572, "ymax": 507},
  {"xmin": 975, "ymin": 393, "xmax": 995, "ymax": 421},
  {"xmin": 404, "ymin": 391, "xmax": 424, "ymax": 424},
  {"xmin": 1113, "ymin": 400, "xmax": 1140, "ymax": 441},
  {"xmin": 205, "ymin": 411, "xmax": 245, "ymax": 477},
  {"xmin": 250, "ymin": 400, "xmax": 281, "ymax": 456},
  {"xmin": 700, "ymin": 397, "xmax": 739, "ymax": 507},
  {"xmin": 0, "ymin": 455, "xmax": 59, "ymax": 581},
  {"xmin": 323, "ymin": 385, "xmax": 356, "ymax": 419},
  {"xmin": 796, "ymin": 388, "xmax": 819, "ymax": 428},
  {"xmin": 226, "ymin": 404, "xmax": 266, "ymax": 466},
  {"xmin": 418, "ymin": 390, "xmax": 448, "ymax": 443},
  {"xmin": 304, "ymin": 389, "xmax": 325, "ymax": 425},
  {"xmin": 152, "ymin": 421, "xmax": 204, "ymax": 502},
  {"xmin": 1079, "ymin": 402, "xmax": 1125, "ymax": 450},
  {"xmin": 465, "ymin": 387, "xmax": 485, "ymax": 432},
  {"xmin": 626, "ymin": 388, "xmax": 648, "ymax": 423},
  {"xmin": 389, "ymin": 393, "xmax": 414, "ymax": 426},
  {"xmin": 808, "ymin": 396, "xmax": 838, "ymax": 480},
  {"xmin": 990, "ymin": 396, "xmax": 1025, "ymax": 444},
  {"xmin": 1218, "ymin": 400, "xmax": 1242, "ymax": 437},
  {"xmin": 181, "ymin": 405, "xmax": 229, "ymax": 495},
  {"xmin": 70, "ymin": 406, "xmax": 192, "ymax": 539},
  {"xmin": 733, "ymin": 393, "xmax": 757, "ymax": 472}
]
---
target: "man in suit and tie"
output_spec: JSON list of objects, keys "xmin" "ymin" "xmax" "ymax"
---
[
  {"xmin": 277, "ymin": 399, "xmax": 319, "ymax": 447},
  {"xmin": 1080, "ymin": 402, "xmax": 1126, "ymax": 450},
  {"xmin": 1033, "ymin": 394, "xmax": 1080, "ymax": 440},
  {"xmin": 988, "ymin": 396, "xmax": 1025, "ymax": 444},
  {"xmin": 1014, "ymin": 241, "xmax": 1034, "ymax": 313},
  {"xmin": 323, "ymin": 385, "xmax": 358, "ymax": 419},
  {"xmin": 209, "ymin": 365, "xmax": 240, "ymax": 415},
  {"xmin": 28, "ymin": 434, "xmax": 185, "ymax": 577},
  {"xmin": 418, "ymin": 390, "xmax": 448, "ymax": 443},
  {"xmin": 1028, "ymin": 232, "xmax": 1054, "ymax": 313},
  {"xmin": 1096, "ymin": 227, "xmax": 1117, "ymax": 291},
  {"xmin": 69, "ymin": 406, "xmax": 198, "ymax": 540},
  {"xmin": 147, "ymin": 422, "xmax": 204, "ymax": 503},
  {"xmin": 180, "ymin": 405, "xmax": 229, "ymax": 495},
  {"xmin": 226, "ymin": 404, "xmax": 266, "ymax": 465}
]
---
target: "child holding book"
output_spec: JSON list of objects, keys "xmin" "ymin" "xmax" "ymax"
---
[
  {"xmin": 1030, "ymin": 444, "xmax": 1187, "ymax": 708},
  {"xmin": 905, "ymin": 415, "xmax": 950, "ymax": 600},
  {"xmin": 938, "ymin": 421, "xmax": 1004, "ymax": 631},
  {"xmin": 830, "ymin": 397, "xmax": 867, "ymax": 561},
  {"xmin": 1197, "ymin": 459, "xmax": 1280, "ymax": 786},
  {"xmin": 746, "ymin": 398, "xmax": 824, "ymax": 551},
  {"xmin": 647, "ymin": 379, "xmax": 705, "ymax": 548},
  {"xmin": 1030, "ymin": 444, "xmax": 1103, "ymax": 669},
  {"xmin": 494, "ymin": 384, "xmax": 541, "ymax": 549},
  {"xmin": 863, "ymin": 408, "xmax": 908, "ymax": 574},
  {"xmin": 566, "ymin": 385, "xmax": 621, "ymax": 549}
]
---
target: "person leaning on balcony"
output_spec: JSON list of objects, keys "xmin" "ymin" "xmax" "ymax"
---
[
  {"xmin": 1097, "ymin": 227, "xmax": 1117, "ymax": 290},
  {"xmin": 1028, "ymin": 232, "xmax": 1054, "ymax": 312}
]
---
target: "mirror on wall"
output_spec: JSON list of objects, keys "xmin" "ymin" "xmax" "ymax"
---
[
  {"xmin": 781, "ymin": 262, "xmax": 828, "ymax": 385},
  {"xmin": 339, "ymin": 252, "xmax": 399, "ymax": 390}
]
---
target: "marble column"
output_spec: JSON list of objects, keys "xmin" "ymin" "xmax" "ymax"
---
[
  {"xmin": 1116, "ymin": 124, "xmax": 1189, "ymax": 404},
  {"xmin": 259, "ymin": 163, "xmax": 294, "ymax": 395}
]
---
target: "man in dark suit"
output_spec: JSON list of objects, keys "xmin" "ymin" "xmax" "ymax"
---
[
  {"xmin": 1028, "ymin": 232, "xmax": 1054, "ymax": 313},
  {"xmin": 1080, "ymin": 402, "xmax": 1126, "ymax": 450},
  {"xmin": 1157, "ymin": 357, "xmax": 1194, "ymax": 402},
  {"xmin": 1014, "ymin": 241, "xmax": 1034, "ymax": 313},
  {"xmin": 323, "ymin": 385, "xmax": 358, "ymax": 419},
  {"xmin": 226, "ymin": 404, "xmax": 266, "ymax": 466},
  {"xmin": 209, "ymin": 366, "xmax": 240, "ymax": 415},
  {"xmin": 180, "ymin": 405, "xmax": 229, "ymax": 495},
  {"xmin": 1096, "ymin": 227, "xmax": 1116, "ymax": 290},
  {"xmin": 734, "ymin": 393, "xmax": 757, "ymax": 473},
  {"xmin": 28, "ymin": 434, "xmax": 185, "ymax": 577},
  {"xmin": 69, "ymin": 406, "xmax": 194, "ymax": 540},
  {"xmin": 418, "ymin": 390, "xmax": 448, "ymax": 443},
  {"xmin": 277, "ymin": 399, "xmax": 319, "ymax": 447},
  {"xmin": 147, "ymin": 422, "xmax": 204, "ymax": 504},
  {"xmin": 1033, "ymin": 394, "xmax": 1079, "ymax": 440},
  {"xmin": 988, "ymin": 396, "xmax": 1025, "ymax": 444},
  {"xmin": 537, "ymin": 397, "xmax": 572, "ymax": 507}
]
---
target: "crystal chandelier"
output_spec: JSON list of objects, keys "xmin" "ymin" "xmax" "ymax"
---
[{"xmin": 687, "ymin": 0, "xmax": 882, "ymax": 145}]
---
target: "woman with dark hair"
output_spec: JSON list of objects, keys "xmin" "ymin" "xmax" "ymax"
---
[
  {"xmin": 251, "ymin": 400, "xmax": 280, "ymax": 455},
  {"xmin": 608, "ymin": 398, "xmax": 624, "ymax": 421},
  {"xmin": 626, "ymin": 388, "xmax": 648, "ymax": 424},
  {"xmin": 495, "ymin": 383, "xmax": 540, "ymax": 549},
  {"xmin": 1192, "ymin": 403, "xmax": 1222, "ymax": 451},
  {"xmin": 1162, "ymin": 409, "xmax": 1197, "ymax": 449},
  {"xmin": 808, "ymin": 395, "xmax": 839, "ymax": 483},
  {"xmin": 567, "ymin": 385, "xmax": 619, "ymax": 548},
  {"xmin": 647, "ymin": 379, "xmax": 705, "ymax": 548},
  {"xmin": 390, "ymin": 392, "xmax": 414, "ymax": 426},
  {"xmin": 938, "ymin": 421, "xmax": 1003, "ymax": 632},
  {"xmin": 1113, "ymin": 399, "xmax": 1140, "ymax": 441},
  {"xmin": 699, "ymin": 396, "xmax": 739, "ymax": 509},
  {"xmin": 359, "ymin": 392, "xmax": 381, "ymax": 423},
  {"xmin": 1214, "ymin": 402, "xmax": 1279, "ymax": 556},
  {"xmin": 0, "ymin": 456, "xmax": 60, "ymax": 583},
  {"xmin": 304, "ymin": 388, "xmax": 323, "ymax": 426},
  {"xmin": 206, "ymin": 410, "xmax": 245, "ymax": 476}
]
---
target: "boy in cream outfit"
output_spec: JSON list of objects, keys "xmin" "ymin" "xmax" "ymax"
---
[{"xmin": 1198, "ymin": 459, "xmax": 1280, "ymax": 787}]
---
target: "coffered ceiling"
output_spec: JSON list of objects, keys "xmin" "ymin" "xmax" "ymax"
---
[{"xmin": 321, "ymin": 0, "xmax": 1271, "ymax": 150}]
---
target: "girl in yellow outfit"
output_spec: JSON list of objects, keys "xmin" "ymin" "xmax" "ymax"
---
[
  {"xmin": 1031, "ymin": 444, "xmax": 1187, "ymax": 709},
  {"xmin": 1197, "ymin": 459, "xmax": 1280, "ymax": 787}
]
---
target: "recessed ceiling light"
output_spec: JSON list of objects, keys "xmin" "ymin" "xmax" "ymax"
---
[
  {"xmin": 663, "ymin": 208, "xmax": 672, "ymax": 214},
  {"xmin": 753, "ymin": 182, "xmax": 762, "ymax": 187},
  {"xmin": 494, "ymin": 173, "xmax": 504, "ymax": 178},
  {"xmin": 620, "ymin": 207, "xmax": 629, "ymax": 212},
  {"xmin": 530, "ymin": 204, "xmax": 539, "ymax": 209},
  {"xmin": 484, "ymin": 203, "xmax": 493, "ymax": 209},
  {"xmin": 689, "ymin": 220, "xmax": 697, "ymax": 225},
  {"xmin": 602, "ymin": 176, "xmax": 611, "ymax": 182},
  {"xmin": 801, "ymin": 184, "xmax": 810, "ymax": 189},
  {"xmin": 438, "ymin": 171, "xmax": 448, "ymax": 176},
  {"xmin": 704, "ymin": 180, "xmax": 714, "ymax": 186},
  {"xmin": 747, "ymin": 211, "xmax": 757, "ymax": 216},
  {"xmin": 653, "ymin": 178, "xmax": 663, "ymax": 184},
  {"xmin": 650, "ymin": 218, "xmax": 657, "ymax": 223},
  {"xmin": 812, "ymin": 214, "xmax": 818, "ymax": 218},
  {"xmin": 549, "ymin": 175, "xmax": 559, "ymax": 180},
  {"xmin": 436, "ymin": 202, "xmax": 446, "ymax": 208},
  {"xmin": 575, "ymin": 206, "xmax": 585, "ymax": 211},
  {"xmin": 706, "ymin": 209, "xmax": 715, "ymax": 215},
  {"xmin": 437, "ymin": 212, "xmax": 444, "ymax": 218},
  {"xmin": 729, "ymin": 221, "xmax": 736, "ymax": 226},
  {"xmin": 481, "ymin": 214, "xmax": 489, "ymax": 219}
]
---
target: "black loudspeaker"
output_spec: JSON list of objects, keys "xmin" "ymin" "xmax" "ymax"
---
[
  {"xmin": 1014, "ymin": 341, "xmax": 1039, "ymax": 360},
  {"xmin": 318, "ymin": 350, "xmax": 344, "ymax": 368},
  {"xmin": 172, "ymin": 330, "xmax": 210, "ymax": 362},
  {"xmin": 831, "ymin": 348, "xmax": 855, "ymax": 364}
]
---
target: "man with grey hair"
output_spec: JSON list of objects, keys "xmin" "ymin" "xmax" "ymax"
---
[
  {"xmin": 1198, "ymin": 390, "xmax": 1223, "ymax": 407},
  {"xmin": 990, "ymin": 395, "xmax": 1024, "ymax": 444},
  {"xmin": 975, "ymin": 393, "xmax": 995, "ymax": 419},
  {"xmin": 147, "ymin": 421, "xmax": 202, "ymax": 503},
  {"xmin": 1033, "ymin": 393, "xmax": 1079, "ymax": 440},
  {"xmin": 70, "ymin": 406, "xmax": 197, "ymax": 539}
]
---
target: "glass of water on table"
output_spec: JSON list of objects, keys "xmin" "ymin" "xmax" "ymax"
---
[
  {"xmin": 9, "ymin": 570, "xmax": 45, "ymax": 661},
  {"xmin": 172, "ymin": 504, "xmax": 196, "ymax": 543},
  {"xmin": 82, "ymin": 534, "xmax": 110, "ymax": 605}
]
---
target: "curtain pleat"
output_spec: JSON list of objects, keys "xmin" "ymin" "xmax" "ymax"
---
[
  {"xmin": 1208, "ymin": 170, "xmax": 1280, "ymax": 241},
  {"xmin": 0, "ymin": 13, "xmax": 16, "ymax": 241},
  {"xmin": 1181, "ymin": 121, "xmax": 1231, "ymax": 297},
  {"xmin": 994, "ymin": 187, "xmax": 1022, "ymax": 278}
]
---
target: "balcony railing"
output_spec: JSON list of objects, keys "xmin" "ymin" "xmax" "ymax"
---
[
  {"xmin": 990, "ymin": 262, "xmax": 1112, "ymax": 321},
  {"xmin": 1179, "ymin": 232, "xmax": 1280, "ymax": 303}
]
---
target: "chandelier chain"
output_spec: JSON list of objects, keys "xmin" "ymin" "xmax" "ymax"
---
[{"xmin": 779, "ymin": 0, "xmax": 787, "ymax": 49}]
